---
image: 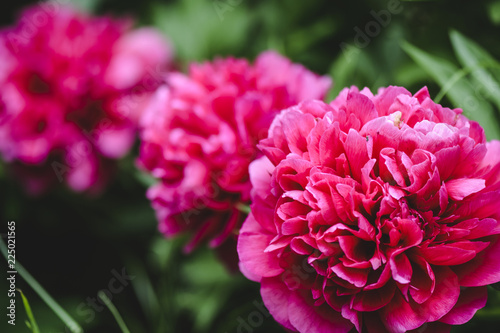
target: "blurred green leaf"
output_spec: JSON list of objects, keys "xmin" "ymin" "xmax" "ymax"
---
[
  {"xmin": 175, "ymin": 249, "xmax": 239, "ymax": 332},
  {"xmin": 450, "ymin": 30, "xmax": 500, "ymax": 110},
  {"xmin": 126, "ymin": 255, "xmax": 161, "ymax": 324},
  {"xmin": 70, "ymin": 0, "xmax": 101, "ymax": 13},
  {"xmin": 286, "ymin": 18, "xmax": 338, "ymax": 56},
  {"xmin": 235, "ymin": 202, "xmax": 250, "ymax": 214},
  {"xmin": 402, "ymin": 41, "xmax": 500, "ymax": 140},
  {"xmin": 151, "ymin": 0, "xmax": 253, "ymax": 63},
  {"xmin": 488, "ymin": 1, "xmax": 500, "ymax": 25},
  {"xmin": 135, "ymin": 169, "xmax": 157, "ymax": 188},
  {"xmin": 329, "ymin": 43, "xmax": 362, "ymax": 99},
  {"xmin": 328, "ymin": 47, "xmax": 378, "ymax": 100},
  {"xmin": 181, "ymin": 249, "xmax": 232, "ymax": 286},
  {"xmin": 394, "ymin": 63, "xmax": 431, "ymax": 87},
  {"xmin": 150, "ymin": 236, "xmax": 185, "ymax": 271},
  {"xmin": 175, "ymin": 285, "xmax": 233, "ymax": 333}
]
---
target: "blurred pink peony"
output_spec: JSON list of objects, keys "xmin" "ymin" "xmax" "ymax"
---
[
  {"xmin": 138, "ymin": 51, "xmax": 331, "ymax": 262},
  {"xmin": 0, "ymin": 4, "xmax": 172, "ymax": 194},
  {"xmin": 238, "ymin": 86, "xmax": 500, "ymax": 332}
]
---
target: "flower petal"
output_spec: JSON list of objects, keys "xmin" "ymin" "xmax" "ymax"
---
[
  {"xmin": 238, "ymin": 213, "xmax": 283, "ymax": 281},
  {"xmin": 445, "ymin": 178, "xmax": 485, "ymax": 201},
  {"xmin": 439, "ymin": 286, "xmax": 487, "ymax": 325},
  {"xmin": 454, "ymin": 235, "xmax": 500, "ymax": 286},
  {"xmin": 260, "ymin": 277, "xmax": 295, "ymax": 331},
  {"xmin": 288, "ymin": 290, "xmax": 353, "ymax": 333}
]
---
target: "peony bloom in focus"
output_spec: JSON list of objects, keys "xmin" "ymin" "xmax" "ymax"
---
[
  {"xmin": 0, "ymin": 4, "xmax": 172, "ymax": 194},
  {"xmin": 138, "ymin": 51, "xmax": 331, "ymax": 262},
  {"xmin": 238, "ymin": 86, "xmax": 500, "ymax": 332}
]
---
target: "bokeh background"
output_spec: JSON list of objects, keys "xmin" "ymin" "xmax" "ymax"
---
[{"xmin": 2, "ymin": 0, "xmax": 500, "ymax": 332}]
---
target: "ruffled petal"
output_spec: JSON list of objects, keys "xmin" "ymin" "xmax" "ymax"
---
[{"xmin": 288, "ymin": 291, "xmax": 353, "ymax": 333}]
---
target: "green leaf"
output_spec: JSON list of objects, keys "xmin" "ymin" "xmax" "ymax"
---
[
  {"xmin": 286, "ymin": 18, "xmax": 338, "ymax": 56},
  {"xmin": 450, "ymin": 30, "xmax": 500, "ymax": 111},
  {"xmin": 329, "ymin": 43, "xmax": 362, "ymax": 99},
  {"xmin": 18, "ymin": 289, "xmax": 40, "ymax": 333},
  {"xmin": 181, "ymin": 250, "xmax": 233, "ymax": 287},
  {"xmin": 126, "ymin": 256, "xmax": 161, "ymax": 323},
  {"xmin": 151, "ymin": 0, "xmax": 253, "ymax": 62},
  {"xmin": 173, "ymin": 248, "xmax": 240, "ymax": 332},
  {"xmin": 328, "ymin": 46, "xmax": 378, "ymax": 100},
  {"xmin": 393, "ymin": 63, "xmax": 431, "ymax": 87},
  {"xmin": 401, "ymin": 41, "xmax": 500, "ymax": 140}
]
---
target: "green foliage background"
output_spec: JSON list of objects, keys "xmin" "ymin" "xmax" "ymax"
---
[{"xmin": 2, "ymin": 0, "xmax": 500, "ymax": 332}]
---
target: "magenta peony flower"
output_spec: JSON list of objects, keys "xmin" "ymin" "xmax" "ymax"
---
[
  {"xmin": 138, "ymin": 51, "xmax": 331, "ymax": 259},
  {"xmin": 238, "ymin": 86, "xmax": 500, "ymax": 332},
  {"xmin": 0, "ymin": 5, "xmax": 172, "ymax": 194}
]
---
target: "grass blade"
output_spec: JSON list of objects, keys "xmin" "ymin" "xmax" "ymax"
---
[
  {"xmin": 18, "ymin": 289, "xmax": 41, "ymax": 333},
  {"xmin": 98, "ymin": 290, "xmax": 131, "ymax": 333},
  {"xmin": 0, "ymin": 237, "xmax": 83, "ymax": 333}
]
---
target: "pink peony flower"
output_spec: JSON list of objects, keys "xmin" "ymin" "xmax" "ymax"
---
[
  {"xmin": 238, "ymin": 86, "xmax": 500, "ymax": 332},
  {"xmin": 0, "ymin": 4, "xmax": 172, "ymax": 194},
  {"xmin": 138, "ymin": 51, "xmax": 331, "ymax": 261}
]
